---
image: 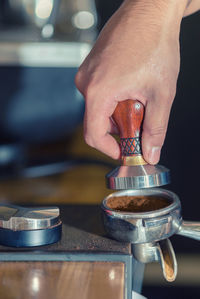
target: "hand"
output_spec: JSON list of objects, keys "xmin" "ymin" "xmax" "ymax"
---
[{"xmin": 75, "ymin": 0, "xmax": 188, "ymax": 164}]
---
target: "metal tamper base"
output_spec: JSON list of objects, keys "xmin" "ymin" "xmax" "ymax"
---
[
  {"xmin": 106, "ymin": 164, "xmax": 170, "ymax": 189},
  {"xmin": 0, "ymin": 204, "xmax": 62, "ymax": 247}
]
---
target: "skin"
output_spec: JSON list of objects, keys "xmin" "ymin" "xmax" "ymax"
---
[{"xmin": 75, "ymin": 0, "xmax": 200, "ymax": 164}]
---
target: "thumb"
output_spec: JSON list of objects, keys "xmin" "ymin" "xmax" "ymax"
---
[{"xmin": 142, "ymin": 98, "xmax": 172, "ymax": 165}]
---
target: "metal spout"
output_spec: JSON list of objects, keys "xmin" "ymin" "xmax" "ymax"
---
[{"xmin": 132, "ymin": 239, "xmax": 177, "ymax": 282}]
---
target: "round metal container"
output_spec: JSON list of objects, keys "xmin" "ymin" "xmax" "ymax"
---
[{"xmin": 101, "ymin": 188, "xmax": 181, "ymax": 244}]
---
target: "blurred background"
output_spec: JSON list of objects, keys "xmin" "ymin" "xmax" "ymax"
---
[{"xmin": 0, "ymin": 0, "xmax": 200, "ymax": 298}]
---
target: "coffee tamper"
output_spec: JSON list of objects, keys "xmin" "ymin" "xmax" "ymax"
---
[
  {"xmin": 106, "ymin": 100, "xmax": 170, "ymax": 190},
  {"xmin": 0, "ymin": 203, "xmax": 62, "ymax": 247}
]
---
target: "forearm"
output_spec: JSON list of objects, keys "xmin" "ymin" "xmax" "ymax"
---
[{"xmin": 184, "ymin": 0, "xmax": 200, "ymax": 16}]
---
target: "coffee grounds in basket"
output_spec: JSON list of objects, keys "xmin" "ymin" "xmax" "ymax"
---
[{"xmin": 107, "ymin": 196, "xmax": 171, "ymax": 212}]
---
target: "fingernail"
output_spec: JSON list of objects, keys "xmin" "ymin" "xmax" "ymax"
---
[{"xmin": 148, "ymin": 147, "xmax": 161, "ymax": 164}]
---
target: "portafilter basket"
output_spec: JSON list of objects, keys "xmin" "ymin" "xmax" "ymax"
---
[{"xmin": 101, "ymin": 189, "xmax": 200, "ymax": 282}]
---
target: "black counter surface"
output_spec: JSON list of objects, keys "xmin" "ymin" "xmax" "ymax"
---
[{"xmin": 0, "ymin": 205, "xmax": 131, "ymax": 255}]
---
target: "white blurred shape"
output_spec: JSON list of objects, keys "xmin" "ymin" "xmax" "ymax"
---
[
  {"xmin": 109, "ymin": 269, "xmax": 115, "ymax": 280},
  {"xmin": 35, "ymin": 0, "xmax": 53, "ymax": 19},
  {"xmin": 42, "ymin": 24, "xmax": 54, "ymax": 38},
  {"xmin": 72, "ymin": 11, "xmax": 94, "ymax": 30},
  {"xmin": 31, "ymin": 275, "xmax": 40, "ymax": 293},
  {"xmin": 132, "ymin": 291, "xmax": 147, "ymax": 299}
]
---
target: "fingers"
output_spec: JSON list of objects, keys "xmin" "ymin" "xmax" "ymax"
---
[
  {"xmin": 84, "ymin": 99, "xmax": 120, "ymax": 159},
  {"xmin": 142, "ymin": 97, "xmax": 173, "ymax": 165},
  {"xmin": 76, "ymin": 68, "xmax": 119, "ymax": 159}
]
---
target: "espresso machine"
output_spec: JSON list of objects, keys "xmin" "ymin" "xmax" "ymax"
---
[{"xmin": 0, "ymin": 0, "xmax": 97, "ymax": 146}]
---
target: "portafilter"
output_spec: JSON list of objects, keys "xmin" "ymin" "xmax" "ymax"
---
[{"xmin": 102, "ymin": 189, "xmax": 200, "ymax": 282}]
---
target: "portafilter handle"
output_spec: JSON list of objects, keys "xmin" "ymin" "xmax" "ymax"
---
[
  {"xmin": 112, "ymin": 99, "xmax": 147, "ymax": 166},
  {"xmin": 177, "ymin": 221, "xmax": 200, "ymax": 241}
]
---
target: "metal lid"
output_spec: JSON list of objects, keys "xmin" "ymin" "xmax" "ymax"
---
[{"xmin": 0, "ymin": 204, "xmax": 60, "ymax": 231}]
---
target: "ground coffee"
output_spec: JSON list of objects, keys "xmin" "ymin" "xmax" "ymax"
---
[{"xmin": 107, "ymin": 195, "xmax": 171, "ymax": 212}]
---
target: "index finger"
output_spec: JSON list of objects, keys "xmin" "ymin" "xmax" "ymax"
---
[{"xmin": 84, "ymin": 97, "xmax": 120, "ymax": 159}]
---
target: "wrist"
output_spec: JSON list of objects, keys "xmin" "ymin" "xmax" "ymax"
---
[
  {"xmin": 124, "ymin": 0, "xmax": 188, "ymax": 15},
  {"xmin": 123, "ymin": 0, "xmax": 188, "ymax": 35}
]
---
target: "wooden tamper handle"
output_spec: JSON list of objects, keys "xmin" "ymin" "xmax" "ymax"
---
[{"xmin": 112, "ymin": 99, "xmax": 147, "ymax": 166}]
